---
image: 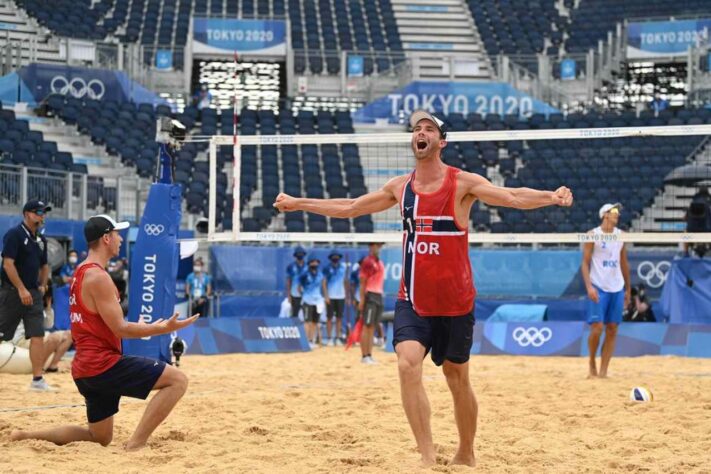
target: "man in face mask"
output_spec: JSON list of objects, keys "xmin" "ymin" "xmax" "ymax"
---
[
  {"xmin": 285, "ymin": 246, "xmax": 307, "ymax": 318},
  {"xmin": 299, "ymin": 257, "xmax": 324, "ymax": 348},
  {"xmin": 60, "ymin": 250, "xmax": 80, "ymax": 285},
  {"xmin": 322, "ymin": 251, "xmax": 347, "ymax": 346},
  {"xmin": 0, "ymin": 199, "xmax": 54, "ymax": 391},
  {"xmin": 186, "ymin": 257, "xmax": 212, "ymax": 318}
]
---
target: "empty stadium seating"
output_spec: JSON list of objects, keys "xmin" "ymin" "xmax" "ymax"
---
[
  {"xmin": 290, "ymin": 0, "xmax": 403, "ymax": 75},
  {"xmin": 439, "ymin": 109, "xmax": 708, "ymax": 233},
  {"xmin": 468, "ymin": 0, "xmax": 566, "ymax": 58},
  {"xmin": 42, "ymin": 94, "xmax": 372, "ymax": 233},
  {"xmin": 0, "ymin": 100, "xmax": 93, "ymax": 209},
  {"xmin": 16, "ymin": 0, "xmax": 403, "ymax": 74},
  {"xmin": 566, "ymin": 0, "xmax": 710, "ymax": 54}
]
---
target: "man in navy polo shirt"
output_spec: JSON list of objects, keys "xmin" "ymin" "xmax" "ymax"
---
[{"xmin": 0, "ymin": 199, "xmax": 54, "ymax": 391}]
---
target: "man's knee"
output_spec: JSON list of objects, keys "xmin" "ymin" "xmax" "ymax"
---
[
  {"xmin": 396, "ymin": 343, "xmax": 425, "ymax": 382},
  {"xmin": 589, "ymin": 323, "xmax": 603, "ymax": 336},
  {"xmin": 95, "ymin": 432, "xmax": 113, "ymax": 447},
  {"xmin": 397, "ymin": 356, "xmax": 421, "ymax": 383},
  {"xmin": 605, "ymin": 323, "xmax": 619, "ymax": 336},
  {"xmin": 169, "ymin": 367, "xmax": 189, "ymax": 395},
  {"xmin": 89, "ymin": 419, "xmax": 114, "ymax": 446},
  {"xmin": 442, "ymin": 361, "xmax": 469, "ymax": 388}
]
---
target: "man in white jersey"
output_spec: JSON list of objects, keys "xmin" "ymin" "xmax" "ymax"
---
[{"xmin": 581, "ymin": 203, "xmax": 631, "ymax": 378}]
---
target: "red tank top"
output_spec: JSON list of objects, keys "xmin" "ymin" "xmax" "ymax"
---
[
  {"xmin": 70, "ymin": 262, "xmax": 122, "ymax": 379},
  {"xmin": 397, "ymin": 166, "xmax": 476, "ymax": 316}
]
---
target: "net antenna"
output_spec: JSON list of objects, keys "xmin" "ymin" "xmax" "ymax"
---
[{"xmin": 206, "ymin": 124, "xmax": 711, "ymax": 244}]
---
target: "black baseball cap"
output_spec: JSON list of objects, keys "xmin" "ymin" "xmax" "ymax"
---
[
  {"xmin": 84, "ymin": 214, "xmax": 130, "ymax": 243},
  {"xmin": 410, "ymin": 110, "xmax": 447, "ymax": 139},
  {"xmin": 23, "ymin": 199, "xmax": 52, "ymax": 214}
]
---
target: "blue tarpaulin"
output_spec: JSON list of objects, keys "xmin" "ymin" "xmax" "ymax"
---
[{"xmin": 660, "ymin": 258, "xmax": 711, "ymax": 324}]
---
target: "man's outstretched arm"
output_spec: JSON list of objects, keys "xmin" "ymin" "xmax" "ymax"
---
[
  {"xmin": 273, "ymin": 176, "xmax": 402, "ymax": 218},
  {"xmin": 86, "ymin": 270, "xmax": 198, "ymax": 338},
  {"xmin": 462, "ymin": 172, "xmax": 573, "ymax": 209}
]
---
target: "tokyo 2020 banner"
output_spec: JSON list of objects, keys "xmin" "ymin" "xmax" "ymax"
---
[
  {"xmin": 192, "ymin": 18, "xmax": 287, "ymax": 56},
  {"xmin": 627, "ymin": 19, "xmax": 711, "ymax": 59},
  {"xmin": 353, "ymin": 81, "xmax": 559, "ymax": 123}
]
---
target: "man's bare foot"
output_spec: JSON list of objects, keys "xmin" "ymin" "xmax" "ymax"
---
[
  {"xmin": 420, "ymin": 455, "xmax": 437, "ymax": 468},
  {"xmin": 587, "ymin": 373, "xmax": 598, "ymax": 379},
  {"xmin": 450, "ymin": 454, "xmax": 476, "ymax": 467},
  {"xmin": 598, "ymin": 373, "xmax": 608, "ymax": 379},
  {"xmin": 124, "ymin": 440, "xmax": 146, "ymax": 451},
  {"xmin": 10, "ymin": 430, "xmax": 26, "ymax": 441}
]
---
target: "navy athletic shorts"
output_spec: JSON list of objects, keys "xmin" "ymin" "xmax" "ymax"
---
[
  {"xmin": 392, "ymin": 299, "xmax": 475, "ymax": 366},
  {"xmin": 74, "ymin": 356, "xmax": 166, "ymax": 423}
]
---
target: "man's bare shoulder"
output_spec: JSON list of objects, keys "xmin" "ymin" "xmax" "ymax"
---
[
  {"xmin": 81, "ymin": 265, "xmax": 111, "ymax": 290},
  {"xmin": 380, "ymin": 174, "xmax": 410, "ymax": 196},
  {"xmin": 384, "ymin": 174, "xmax": 410, "ymax": 188},
  {"xmin": 456, "ymin": 169, "xmax": 488, "ymax": 185}
]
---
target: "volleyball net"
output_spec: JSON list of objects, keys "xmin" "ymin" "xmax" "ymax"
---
[{"xmin": 201, "ymin": 124, "xmax": 711, "ymax": 246}]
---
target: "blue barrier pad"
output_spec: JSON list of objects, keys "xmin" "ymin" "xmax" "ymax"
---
[
  {"xmin": 177, "ymin": 317, "xmax": 309, "ymax": 354},
  {"xmin": 488, "ymin": 304, "xmax": 548, "ymax": 322}
]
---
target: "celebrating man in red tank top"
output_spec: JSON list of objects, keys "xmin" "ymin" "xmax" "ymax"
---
[
  {"xmin": 274, "ymin": 110, "xmax": 573, "ymax": 467},
  {"xmin": 11, "ymin": 215, "xmax": 198, "ymax": 451}
]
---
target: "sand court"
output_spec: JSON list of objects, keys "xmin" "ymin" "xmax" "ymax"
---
[{"xmin": 2, "ymin": 349, "xmax": 710, "ymax": 473}]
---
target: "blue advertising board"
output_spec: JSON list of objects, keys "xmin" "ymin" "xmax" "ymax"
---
[
  {"xmin": 192, "ymin": 18, "xmax": 287, "ymax": 56},
  {"xmin": 353, "ymin": 81, "xmax": 559, "ymax": 123},
  {"xmin": 177, "ymin": 317, "xmax": 310, "ymax": 354},
  {"xmin": 627, "ymin": 19, "xmax": 711, "ymax": 59},
  {"xmin": 208, "ymin": 246, "xmax": 677, "ymax": 318},
  {"xmin": 347, "ymin": 55, "xmax": 364, "ymax": 77},
  {"xmin": 384, "ymin": 322, "xmax": 711, "ymax": 358},
  {"xmin": 155, "ymin": 49, "xmax": 173, "ymax": 70},
  {"xmin": 10, "ymin": 64, "xmax": 169, "ymax": 107},
  {"xmin": 560, "ymin": 59, "xmax": 576, "ymax": 80}
]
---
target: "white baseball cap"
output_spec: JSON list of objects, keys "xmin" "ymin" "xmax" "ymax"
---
[
  {"xmin": 598, "ymin": 203, "xmax": 622, "ymax": 219},
  {"xmin": 409, "ymin": 110, "xmax": 447, "ymax": 138}
]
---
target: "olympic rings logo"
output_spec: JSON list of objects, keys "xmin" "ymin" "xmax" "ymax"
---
[
  {"xmin": 637, "ymin": 260, "xmax": 671, "ymax": 288},
  {"xmin": 512, "ymin": 327, "xmax": 553, "ymax": 347},
  {"xmin": 144, "ymin": 224, "xmax": 165, "ymax": 236},
  {"xmin": 50, "ymin": 76, "xmax": 105, "ymax": 100}
]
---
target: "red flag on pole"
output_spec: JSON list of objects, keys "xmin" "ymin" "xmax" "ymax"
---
[{"xmin": 345, "ymin": 317, "xmax": 363, "ymax": 350}]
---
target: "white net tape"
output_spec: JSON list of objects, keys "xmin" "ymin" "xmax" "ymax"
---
[{"xmin": 205, "ymin": 124, "xmax": 711, "ymax": 244}]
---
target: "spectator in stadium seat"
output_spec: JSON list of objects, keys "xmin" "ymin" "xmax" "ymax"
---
[
  {"xmin": 194, "ymin": 85, "xmax": 212, "ymax": 111},
  {"xmin": 322, "ymin": 251, "xmax": 346, "ymax": 346},
  {"xmin": 581, "ymin": 203, "xmax": 631, "ymax": 379},
  {"xmin": 59, "ymin": 249, "xmax": 79, "ymax": 285},
  {"xmin": 299, "ymin": 257, "xmax": 324, "ymax": 348},
  {"xmin": 185, "ymin": 257, "xmax": 212, "ymax": 318},
  {"xmin": 108, "ymin": 258, "xmax": 129, "ymax": 316},
  {"xmin": 622, "ymin": 284, "xmax": 656, "ymax": 323},
  {"xmin": 649, "ymin": 93, "xmax": 668, "ymax": 116},
  {"xmin": 286, "ymin": 247, "xmax": 307, "ymax": 318}
]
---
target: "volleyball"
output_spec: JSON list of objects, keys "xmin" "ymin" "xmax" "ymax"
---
[{"xmin": 629, "ymin": 387, "xmax": 653, "ymax": 402}]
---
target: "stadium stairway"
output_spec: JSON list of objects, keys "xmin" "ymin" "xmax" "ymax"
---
[
  {"xmin": 24, "ymin": 111, "xmax": 126, "ymax": 176},
  {"xmin": 634, "ymin": 140, "xmax": 711, "ymax": 232},
  {"xmin": 390, "ymin": 0, "xmax": 492, "ymax": 81},
  {"xmin": 20, "ymin": 107, "xmax": 153, "ymax": 221},
  {"xmin": 0, "ymin": 0, "xmax": 64, "ymax": 67}
]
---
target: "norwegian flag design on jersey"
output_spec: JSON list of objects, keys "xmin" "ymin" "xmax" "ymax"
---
[{"xmin": 416, "ymin": 218, "xmax": 433, "ymax": 233}]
